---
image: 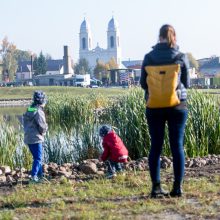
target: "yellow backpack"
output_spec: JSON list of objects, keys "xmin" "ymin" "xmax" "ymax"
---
[{"xmin": 145, "ymin": 64, "xmax": 181, "ymax": 108}]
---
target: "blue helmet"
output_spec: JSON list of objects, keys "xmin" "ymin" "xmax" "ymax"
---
[
  {"xmin": 99, "ymin": 125, "xmax": 112, "ymax": 137},
  {"xmin": 33, "ymin": 90, "xmax": 47, "ymax": 105}
]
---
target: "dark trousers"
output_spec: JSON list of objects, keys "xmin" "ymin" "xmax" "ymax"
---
[
  {"xmin": 146, "ymin": 107, "xmax": 188, "ymax": 183},
  {"xmin": 28, "ymin": 143, "xmax": 43, "ymax": 177},
  {"xmin": 107, "ymin": 160, "xmax": 123, "ymax": 174}
]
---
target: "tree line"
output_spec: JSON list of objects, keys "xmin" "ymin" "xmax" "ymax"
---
[
  {"xmin": 0, "ymin": 36, "xmax": 200, "ymax": 82},
  {"xmin": 0, "ymin": 37, "xmax": 52, "ymax": 81}
]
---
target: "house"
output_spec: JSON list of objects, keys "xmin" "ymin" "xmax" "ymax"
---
[
  {"xmin": 16, "ymin": 46, "xmax": 74, "ymax": 86},
  {"xmin": 199, "ymin": 56, "xmax": 220, "ymax": 77},
  {"xmin": 16, "ymin": 61, "xmax": 33, "ymax": 84},
  {"xmin": 34, "ymin": 73, "xmax": 73, "ymax": 86}
]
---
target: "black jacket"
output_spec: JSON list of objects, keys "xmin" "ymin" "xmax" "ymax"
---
[{"xmin": 140, "ymin": 43, "xmax": 190, "ymax": 101}]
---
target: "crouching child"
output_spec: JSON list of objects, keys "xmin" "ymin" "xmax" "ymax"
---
[{"xmin": 99, "ymin": 125, "xmax": 129, "ymax": 179}]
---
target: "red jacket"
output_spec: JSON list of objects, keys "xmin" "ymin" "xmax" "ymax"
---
[{"xmin": 101, "ymin": 131, "xmax": 128, "ymax": 163}]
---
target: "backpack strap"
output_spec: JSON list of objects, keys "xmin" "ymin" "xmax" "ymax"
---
[{"xmin": 174, "ymin": 53, "xmax": 184, "ymax": 90}]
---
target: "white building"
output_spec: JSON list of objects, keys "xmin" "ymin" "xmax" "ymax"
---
[
  {"xmin": 79, "ymin": 17, "xmax": 122, "ymax": 69},
  {"xmin": 16, "ymin": 46, "xmax": 74, "ymax": 85},
  {"xmin": 16, "ymin": 62, "xmax": 32, "ymax": 82}
]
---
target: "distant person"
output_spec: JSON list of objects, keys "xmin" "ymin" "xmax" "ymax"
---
[
  {"xmin": 23, "ymin": 91, "xmax": 48, "ymax": 183},
  {"xmin": 99, "ymin": 125, "xmax": 129, "ymax": 178},
  {"xmin": 140, "ymin": 24, "xmax": 190, "ymax": 197}
]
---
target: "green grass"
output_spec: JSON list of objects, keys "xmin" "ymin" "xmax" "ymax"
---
[
  {"xmin": 0, "ymin": 86, "xmax": 219, "ymax": 100},
  {"xmin": 0, "ymin": 86, "xmax": 129, "ymax": 99},
  {"xmin": 0, "ymin": 172, "xmax": 219, "ymax": 219}
]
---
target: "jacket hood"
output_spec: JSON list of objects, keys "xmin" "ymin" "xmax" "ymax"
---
[
  {"xmin": 104, "ymin": 130, "xmax": 117, "ymax": 140},
  {"xmin": 149, "ymin": 43, "xmax": 180, "ymax": 65}
]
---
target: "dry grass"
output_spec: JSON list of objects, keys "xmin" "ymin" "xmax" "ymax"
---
[{"xmin": 0, "ymin": 171, "xmax": 219, "ymax": 219}]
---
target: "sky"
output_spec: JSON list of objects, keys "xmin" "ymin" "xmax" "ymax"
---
[{"xmin": 1, "ymin": 0, "xmax": 220, "ymax": 62}]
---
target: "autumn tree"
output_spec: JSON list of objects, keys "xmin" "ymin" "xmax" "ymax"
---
[
  {"xmin": 0, "ymin": 37, "xmax": 18, "ymax": 81},
  {"xmin": 93, "ymin": 60, "xmax": 108, "ymax": 80},
  {"xmin": 74, "ymin": 58, "xmax": 91, "ymax": 75},
  {"xmin": 186, "ymin": 53, "xmax": 199, "ymax": 71},
  {"xmin": 14, "ymin": 50, "xmax": 32, "ymax": 63},
  {"xmin": 107, "ymin": 57, "xmax": 118, "ymax": 69}
]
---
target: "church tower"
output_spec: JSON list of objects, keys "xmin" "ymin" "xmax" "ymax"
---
[
  {"xmin": 79, "ymin": 18, "xmax": 92, "ymax": 56},
  {"xmin": 107, "ymin": 17, "xmax": 122, "ymax": 65}
]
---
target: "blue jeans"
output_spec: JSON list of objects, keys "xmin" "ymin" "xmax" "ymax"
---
[
  {"xmin": 28, "ymin": 143, "xmax": 43, "ymax": 177},
  {"xmin": 107, "ymin": 160, "xmax": 123, "ymax": 174},
  {"xmin": 146, "ymin": 107, "xmax": 188, "ymax": 183}
]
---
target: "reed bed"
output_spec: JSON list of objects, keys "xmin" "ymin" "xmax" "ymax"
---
[
  {"xmin": 0, "ymin": 88, "xmax": 219, "ymax": 167},
  {"xmin": 185, "ymin": 90, "xmax": 220, "ymax": 157},
  {"xmin": 0, "ymin": 120, "xmax": 32, "ymax": 169},
  {"xmin": 45, "ymin": 88, "xmax": 220, "ymax": 159}
]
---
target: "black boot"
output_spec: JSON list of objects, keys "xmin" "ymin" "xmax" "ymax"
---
[
  {"xmin": 170, "ymin": 181, "xmax": 183, "ymax": 197},
  {"xmin": 151, "ymin": 182, "xmax": 169, "ymax": 198}
]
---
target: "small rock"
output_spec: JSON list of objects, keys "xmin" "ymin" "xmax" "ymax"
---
[
  {"xmin": 59, "ymin": 166, "xmax": 67, "ymax": 172},
  {"xmin": 6, "ymin": 175, "xmax": 14, "ymax": 183},
  {"xmin": 200, "ymin": 159, "xmax": 207, "ymax": 166},
  {"xmin": 58, "ymin": 171, "xmax": 72, "ymax": 178},
  {"xmin": 43, "ymin": 164, "xmax": 49, "ymax": 173},
  {"xmin": 79, "ymin": 162, "xmax": 97, "ymax": 174},
  {"xmin": 0, "ymin": 176, "xmax": 6, "ymax": 182},
  {"xmin": 0, "ymin": 166, "xmax": 11, "ymax": 174},
  {"xmin": 96, "ymin": 171, "xmax": 105, "ymax": 175},
  {"xmin": 137, "ymin": 164, "xmax": 144, "ymax": 171},
  {"xmin": 48, "ymin": 162, "xmax": 58, "ymax": 171},
  {"xmin": 186, "ymin": 160, "xmax": 194, "ymax": 168}
]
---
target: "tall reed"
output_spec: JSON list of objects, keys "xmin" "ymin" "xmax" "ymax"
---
[
  {"xmin": 100, "ymin": 88, "xmax": 220, "ymax": 158},
  {"xmin": 0, "ymin": 88, "xmax": 219, "ymax": 168},
  {"xmin": 0, "ymin": 120, "xmax": 32, "ymax": 169},
  {"xmin": 185, "ymin": 90, "xmax": 220, "ymax": 157},
  {"xmin": 101, "ymin": 88, "xmax": 150, "ymax": 158}
]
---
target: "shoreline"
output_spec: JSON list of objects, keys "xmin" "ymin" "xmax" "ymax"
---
[{"xmin": 0, "ymin": 98, "xmax": 31, "ymax": 106}]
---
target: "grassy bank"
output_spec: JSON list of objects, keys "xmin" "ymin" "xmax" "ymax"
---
[
  {"xmin": 0, "ymin": 86, "xmax": 219, "ymax": 99},
  {"xmin": 0, "ymin": 171, "xmax": 219, "ymax": 219},
  {"xmin": 0, "ymin": 86, "xmax": 129, "ymax": 99}
]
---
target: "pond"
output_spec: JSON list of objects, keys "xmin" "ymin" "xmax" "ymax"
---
[
  {"xmin": 0, "ymin": 106, "xmax": 102, "ymax": 166},
  {"xmin": 0, "ymin": 106, "xmax": 25, "ymax": 128}
]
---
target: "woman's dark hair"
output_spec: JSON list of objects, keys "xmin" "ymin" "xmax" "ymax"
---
[{"xmin": 159, "ymin": 24, "xmax": 176, "ymax": 47}]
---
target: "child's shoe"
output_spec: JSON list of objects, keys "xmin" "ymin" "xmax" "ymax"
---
[
  {"xmin": 29, "ymin": 176, "xmax": 39, "ymax": 184},
  {"xmin": 106, "ymin": 173, "xmax": 117, "ymax": 179},
  {"xmin": 38, "ymin": 176, "xmax": 49, "ymax": 183}
]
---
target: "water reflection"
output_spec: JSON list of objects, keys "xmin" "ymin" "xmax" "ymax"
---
[{"xmin": 0, "ymin": 106, "xmax": 25, "ymax": 128}]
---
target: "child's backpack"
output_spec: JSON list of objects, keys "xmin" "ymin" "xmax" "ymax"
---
[{"xmin": 145, "ymin": 63, "xmax": 181, "ymax": 108}]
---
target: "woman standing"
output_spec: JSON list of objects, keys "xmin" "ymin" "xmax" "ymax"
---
[{"xmin": 140, "ymin": 24, "xmax": 190, "ymax": 197}]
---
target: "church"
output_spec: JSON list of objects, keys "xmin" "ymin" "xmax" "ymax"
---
[{"xmin": 79, "ymin": 17, "xmax": 123, "ymax": 69}]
